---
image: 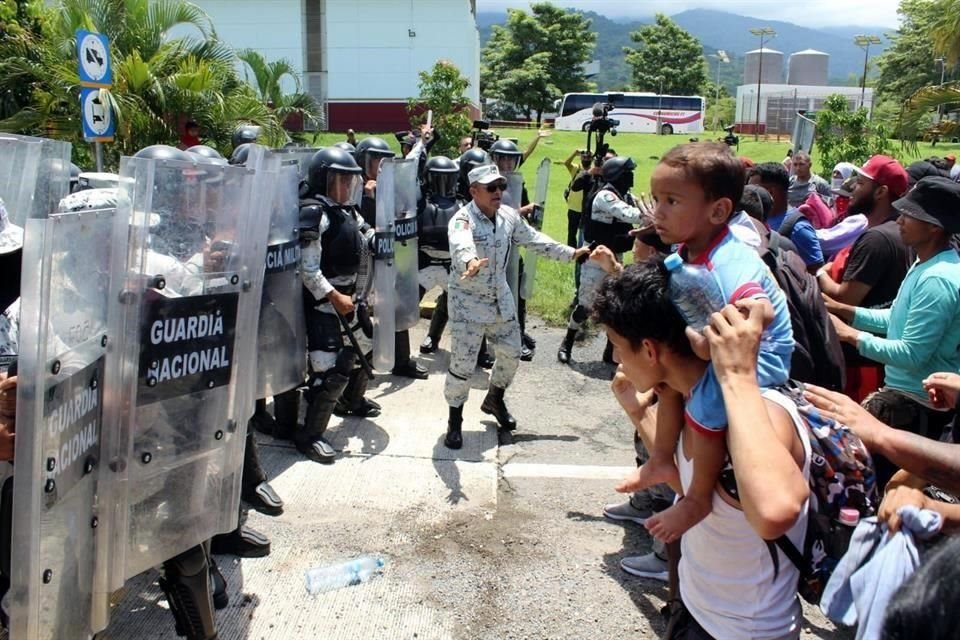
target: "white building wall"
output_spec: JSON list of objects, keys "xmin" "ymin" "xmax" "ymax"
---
[
  {"xmin": 325, "ymin": 0, "xmax": 479, "ymax": 104},
  {"xmin": 172, "ymin": 0, "xmax": 306, "ymax": 94}
]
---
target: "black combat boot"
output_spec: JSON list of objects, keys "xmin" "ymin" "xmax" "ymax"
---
[
  {"xmin": 334, "ymin": 365, "xmax": 381, "ymax": 417},
  {"xmin": 392, "ymin": 330, "xmax": 428, "ymax": 379},
  {"xmin": 481, "ymin": 385, "xmax": 517, "ymax": 431},
  {"xmin": 249, "ymin": 398, "xmax": 275, "ymax": 436},
  {"xmin": 518, "ymin": 297, "xmax": 535, "ymax": 361},
  {"xmin": 240, "ymin": 430, "xmax": 284, "ymax": 516},
  {"xmin": 557, "ymin": 328, "xmax": 578, "ymax": 365},
  {"xmin": 295, "ymin": 351, "xmax": 355, "ymax": 463},
  {"xmin": 271, "ymin": 388, "xmax": 300, "ymax": 442},
  {"xmin": 444, "ymin": 405, "xmax": 464, "ymax": 449},
  {"xmin": 420, "ymin": 292, "xmax": 448, "ymax": 354}
]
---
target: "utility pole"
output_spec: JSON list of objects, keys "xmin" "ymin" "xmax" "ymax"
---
[
  {"xmin": 854, "ymin": 34, "xmax": 882, "ymax": 110},
  {"xmin": 750, "ymin": 27, "xmax": 776, "ymax": 141},
  {"xmin": 935, "ymin": 57, "xmax": 947, "ymax": 124},
  {"xmin": 709, "ymin": 50, "xmax": 730, "ymax": 131}
]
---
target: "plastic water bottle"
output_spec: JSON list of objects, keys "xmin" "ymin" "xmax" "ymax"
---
[
  {"xmin": 664, "ymin": 253, "xmax": 725, "ymax": 332},
  {"xmin": 304, "ymin": 555, "xmax": 386, "ymax": 595}
]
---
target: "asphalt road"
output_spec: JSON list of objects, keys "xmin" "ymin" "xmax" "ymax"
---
[{"xmin": 80, "ymin": 316, "xmax": 849, "ymax": 639}]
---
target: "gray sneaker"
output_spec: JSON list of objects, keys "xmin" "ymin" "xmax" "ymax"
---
[
  {"xmin": 620, "ymin": 552, "xmax": 669, "ymax": 581},
  {"xmin": 603, "ymin": 498, "xmax": 653, "ymax": 524}
]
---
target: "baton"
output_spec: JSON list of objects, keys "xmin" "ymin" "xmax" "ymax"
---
[{"xmin": 333, "ymin": 308, "xmax": 375, "ymax": 380}]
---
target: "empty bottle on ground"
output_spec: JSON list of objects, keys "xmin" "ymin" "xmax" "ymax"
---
[{"xmin": 305, "ymin": 555, "xmax": 386, "ymax": 595}]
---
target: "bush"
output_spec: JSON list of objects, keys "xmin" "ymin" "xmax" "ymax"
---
[{"xmin": 815, "ymin": 94, "xmax": 894, "ymax": 173}]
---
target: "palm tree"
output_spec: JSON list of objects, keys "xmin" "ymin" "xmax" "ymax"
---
[
  {"xmin": 898, "ymin": 0, "xmax": 960, "ymax": 141},
  {"xmin": 0, "ymin": 0, "xmax": 286, "ymax": 164},
  {"xmin": 237, "ymin": 49, "xmax": 321, "ymax": 133}
]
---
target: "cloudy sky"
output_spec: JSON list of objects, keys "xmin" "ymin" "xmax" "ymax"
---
[{"xmin": 477, "ymin": 0, "xmax": 902, "ymax": 29}]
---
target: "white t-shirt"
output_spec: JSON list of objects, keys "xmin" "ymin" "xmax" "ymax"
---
[{"xmin": 678, "ymin": 389, "xmax": 811, "ymax": 640}]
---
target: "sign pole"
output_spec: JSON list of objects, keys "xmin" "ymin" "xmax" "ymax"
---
[{"xmin": 95, "ymin": 141, "xmax": 104, "ymax": 172}]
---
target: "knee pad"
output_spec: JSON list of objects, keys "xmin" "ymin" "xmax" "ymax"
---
[{"xmin": 571, "ymin": 305, "xmax": 589, "ymax": 325}]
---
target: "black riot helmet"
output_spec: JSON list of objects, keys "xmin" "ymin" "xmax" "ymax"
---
[
  {"xmin": 457, "ymin": 148, "xmax": 490, "ymax": 197},
  {"xmin": 306, "ymin": 147, "xmax": 363, "ymax": 206},
  {"xmin": 228, "ymin": 143, "xmax": 253, "ymax": 166},
  {"xmin": 187, "ymin": 144, "xmax": 224, "ymax": 161},
  {"xmin": 232, "ymin": 125, "xmax": 261, "ymax": 150},
  {"xmin": 355, "ymin": 136, "xmax": 395, "ymax": 180},
  {"xmin": 489, "ymin": 138, "xmax": 522, "ymax": 173},
  {"xmin": 424, "ymin": 156, "xmax": 459, "ymax": 199},
  {"xmin": 334, "ymin": 141, "xmax": 357, "ymax": 158},
  {"xmin": 602, "ymin": 156, "xmax": 637, "ymax": 193},
  {"xmin": 134, "ymin": 144, "xmax": 193, "ymax": 162}
]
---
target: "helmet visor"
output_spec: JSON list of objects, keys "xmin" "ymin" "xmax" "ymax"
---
[
  {"xmin": 492, "ymin": 153, "xmax": 519, "ymax": 174},
  {"xmin": 427, "ymin": 172, "xmax": 458, "ymax": 199},
  {"xmin": 327, "ymin": 171, "xmax": 362, "ymax": 207}
]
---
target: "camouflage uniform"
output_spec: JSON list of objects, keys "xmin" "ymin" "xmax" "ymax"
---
[{"xmin": 445, "ymin": 201, "xmax": 574, "ymax": 407}]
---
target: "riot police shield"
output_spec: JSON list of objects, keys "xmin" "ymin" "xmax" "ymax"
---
[
  {"xmin": 99, "ymin": 151, "xmax": 270, "ymax": 590},
  {"xmin": 501, "ymin": 171, "xmax": 525, "ymax": 308},
  {"xmin": 256, "ymin": 162, "xmax": 306, "ymax": 398},
  {"xmin": 273, "ymin": 147, "xmax": 322, "ymax": 180},
  {"xmin": 370, "ymin": 160, "xmax": 396, "ymax": 372},
  {"xmin": 521, "ymin": 158, "xmax": 551, "ymax": 300},
  {"xmin": 0, "ymin": 134, "xmax": 71, "ymax": 224},
  {"xmin": 10, "ymin": 205, "xmax": 116, "ymax": 640},
  {"xmin": 392, "ymin": 158, "xmax": 420, "ymax": 331}
]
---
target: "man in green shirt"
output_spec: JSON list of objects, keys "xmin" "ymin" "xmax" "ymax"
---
[{"xmin": 827, "ymin": 177, "xmax": 960, "ymax": 488}]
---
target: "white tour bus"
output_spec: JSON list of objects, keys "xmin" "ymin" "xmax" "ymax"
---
[{"xmin": 554, "ymin": 92, "xmax": 706, "ymax": 135}]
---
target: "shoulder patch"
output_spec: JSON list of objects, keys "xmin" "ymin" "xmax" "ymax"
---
[
  {"xmin": 453, "ymin": 218, "xmax": 470, "ymax": 232},
  {"xmin": 600, "ymin": 191, "xmax": 617, "ymax": 203}
]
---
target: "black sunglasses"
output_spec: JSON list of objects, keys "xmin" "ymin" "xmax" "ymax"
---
[{"xmin": 484, "ymin": 181, "xmax": 508, "ymax": 193}]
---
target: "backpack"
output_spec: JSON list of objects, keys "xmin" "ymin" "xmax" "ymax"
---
[
  {"xmin": 760, "ymin": 239, "xmax": 846, "ymax": 392},
  {"xmin": 778, "ymin": 210, "xmax": 807, "ymax": 241},
  {"xmin": 774, "ymin": 382, "xmax": 880, "ymax": 605},
  {"xmin": 718, "ymin": 382, "xmax": 879, "ymax": 605}
]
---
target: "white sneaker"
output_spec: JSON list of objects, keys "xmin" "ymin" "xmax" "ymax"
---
[
  {"xmin": 620, "ymin": 552, "xmax": 669, "ymax": 582},
  {"xmin": 603, "ymin": 499, "xmax": 653, "ymax": 524}
]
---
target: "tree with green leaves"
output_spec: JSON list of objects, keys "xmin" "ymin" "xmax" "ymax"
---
[
  {"xmin": 408, "ymin": 60, "xmax": 472, "ymax": 158},
  {"xmin": 481, "ymin": 2, "xmax": 595, "ymax": 125},
  {"xmin": 815, "ymin": 94, "xmax": 893, "ymax": 173},
  {"xmin": 623, "ymin": 14, "xmax": 708, "ymax": 96},
  {"xmin": 238, "ymin": 49, "xmax": 320, "ymax": 134},
  {"xmin": 895, "ymin": 0, "xmax": 960, "ymax": 140},
  {"xmin": 0, "ymin": 0, "xmax": 286, "ymax": 166},
  {"xmin": 875, "ymin": 0, "xmax": 945, "ymax": 106}
]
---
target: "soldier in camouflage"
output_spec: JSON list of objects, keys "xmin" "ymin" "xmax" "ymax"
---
[{"xmin": 443, "ymin": 164, "xmax": 590, "ymax": 449}]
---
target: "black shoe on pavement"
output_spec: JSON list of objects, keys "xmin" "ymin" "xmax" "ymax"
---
[
  {"xmin": 522, "ymin": 332, "xmax": 537, "ymax": 349},
  {"xmin": 211, "ymin": 525, "xmax": 271, "ymax": 558},
  {"xmin": 210, "ymin": 560, "xmax": 228, "ymax": 610},
  {"xmin": 444, "ymin": 405, "xmax": 463, "ymax": 449},
  {"xmin": 392, "ymin": 359, "xmax": 429, "ymax": 380},
  {"xmin": 334, "ymin": 397, "xmax": 382, "ymax": 418},
  {"xmin": 295, "ymin": 437, "xmax": 337, "ymax": 464},
  {"xmin": 420, "ymin": 335, "xmax": 439, "ymax": 354},
  {"xmin": 481, "ymin": 386, "xmax": 517, "ymax": 431},
  {"xmin": 242, "ymin": 480, "xmax": 284, "ymax": 517},
  {"xmin": 520, "ymin": 344, "xmax": 534, "ymax": 362}
]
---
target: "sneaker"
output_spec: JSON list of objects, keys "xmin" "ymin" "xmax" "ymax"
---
[
  {"xmin": 620, "ymin": 552, "xmax": 669, "ymax": 582},
  {"xmin": 603, "ymin": 499, "xmax": 653, "ymax": 524}
]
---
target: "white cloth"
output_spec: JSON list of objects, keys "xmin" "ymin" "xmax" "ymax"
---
[{"xmin": 679, "ymin": 389, "xmax": 811, "ymax": 640}]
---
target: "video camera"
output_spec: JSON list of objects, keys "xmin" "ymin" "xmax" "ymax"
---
[
  {"xmin": 583, "ymin": 93, "xmax": 623, "ymax": 166},
  {"xmin": 471, "ymin": 120, "xmax": 499, "ymax": 152}
]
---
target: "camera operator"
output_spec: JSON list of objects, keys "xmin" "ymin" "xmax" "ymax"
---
[{"xmin": 561, "ymin": 149, "xmax": 593, "ymax": 248}]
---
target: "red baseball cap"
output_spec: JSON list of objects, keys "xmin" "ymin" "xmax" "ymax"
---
[
  {"xmin": 854, "ymin": 155, "xmax": 909, "ymax": 199},
  {"xmin": 946, "ymin": 154, "xmax": 956, "ymax": 162}
]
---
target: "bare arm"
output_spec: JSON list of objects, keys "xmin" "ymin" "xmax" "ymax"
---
[
  {"xmin": 817, "ymin": 270, "xmax": 871, "ymax": 306},
  {"xmin": 707, "ymin": 303, "xmax": 809, "ymax": 540}
]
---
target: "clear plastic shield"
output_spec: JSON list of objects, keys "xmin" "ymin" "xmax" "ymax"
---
[
  {"xmin": 501, "ymin": 172, "xmax": 525, "ymax": 308},
  {"xmin": 10, "ymin": 206, "xmax": 116, "ymax": 640},
  {"xmin": 371, "ymin": 161, "xmax": 396, "ymax": 372},
  {"xmin": 100, "ymin": 152, "xmax": 267, "ymax": 589},
  {"xmin": 791, "ymin": 113, "xmax": 817, "ymax": 155},
  {"xmin": 256, "ymin": 163, "xmax": 306, "ymax": 398},
  {"xmin": 0, "ymin": 134, "xmax": 71, "ymax": 223},
  {"xmin": 272, "ymin": 147, "xmax": 321, "ymax": 180},
  {"xmin": 392, "ymin": 158, "xmax": 420, "ymax": 331},
  {"xmin": 521, "ymin": 159, "xmax": 551, "ymax": 300}
]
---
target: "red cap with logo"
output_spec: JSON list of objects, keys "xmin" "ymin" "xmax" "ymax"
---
[{"xmin": 854, "ymin": 155, "xmax": 909, "ymax": 199}]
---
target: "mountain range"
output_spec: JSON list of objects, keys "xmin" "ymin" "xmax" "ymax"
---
[{"xmin": 477, "ymin": 8, "xmax": 893, "ymax": 92}]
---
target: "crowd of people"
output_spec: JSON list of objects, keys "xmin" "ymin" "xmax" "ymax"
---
[{"xmin": 3, "ymin": 118, "xmax": 960, "ymax": 640}]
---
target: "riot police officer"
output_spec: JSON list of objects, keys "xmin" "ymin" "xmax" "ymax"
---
[
  {"xmin": 298, "ymin": 147, "xmax": 379, "ymax": 463},
  {"xmin": 489, "ymin": 139, "xmax": 536, "ymax": 361},
  {"xmin": 417, "ymin": 156, "xmax": 463, "ymax": 354},
  {"xmin": 356, "ymin": 136, "xmax": 428, "ymax": 380},
  {"xmin": 558, "ymin": 156, "xmax": 650, "ymax": 364},
  {"xmin": 232, "ymin": 124, "xmax": 261, "ymax": 150}
]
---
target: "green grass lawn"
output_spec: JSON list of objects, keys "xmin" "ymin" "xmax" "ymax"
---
[{"xmin": 311, "ymin": 128, "xmax": 960, "ymax": 325}]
